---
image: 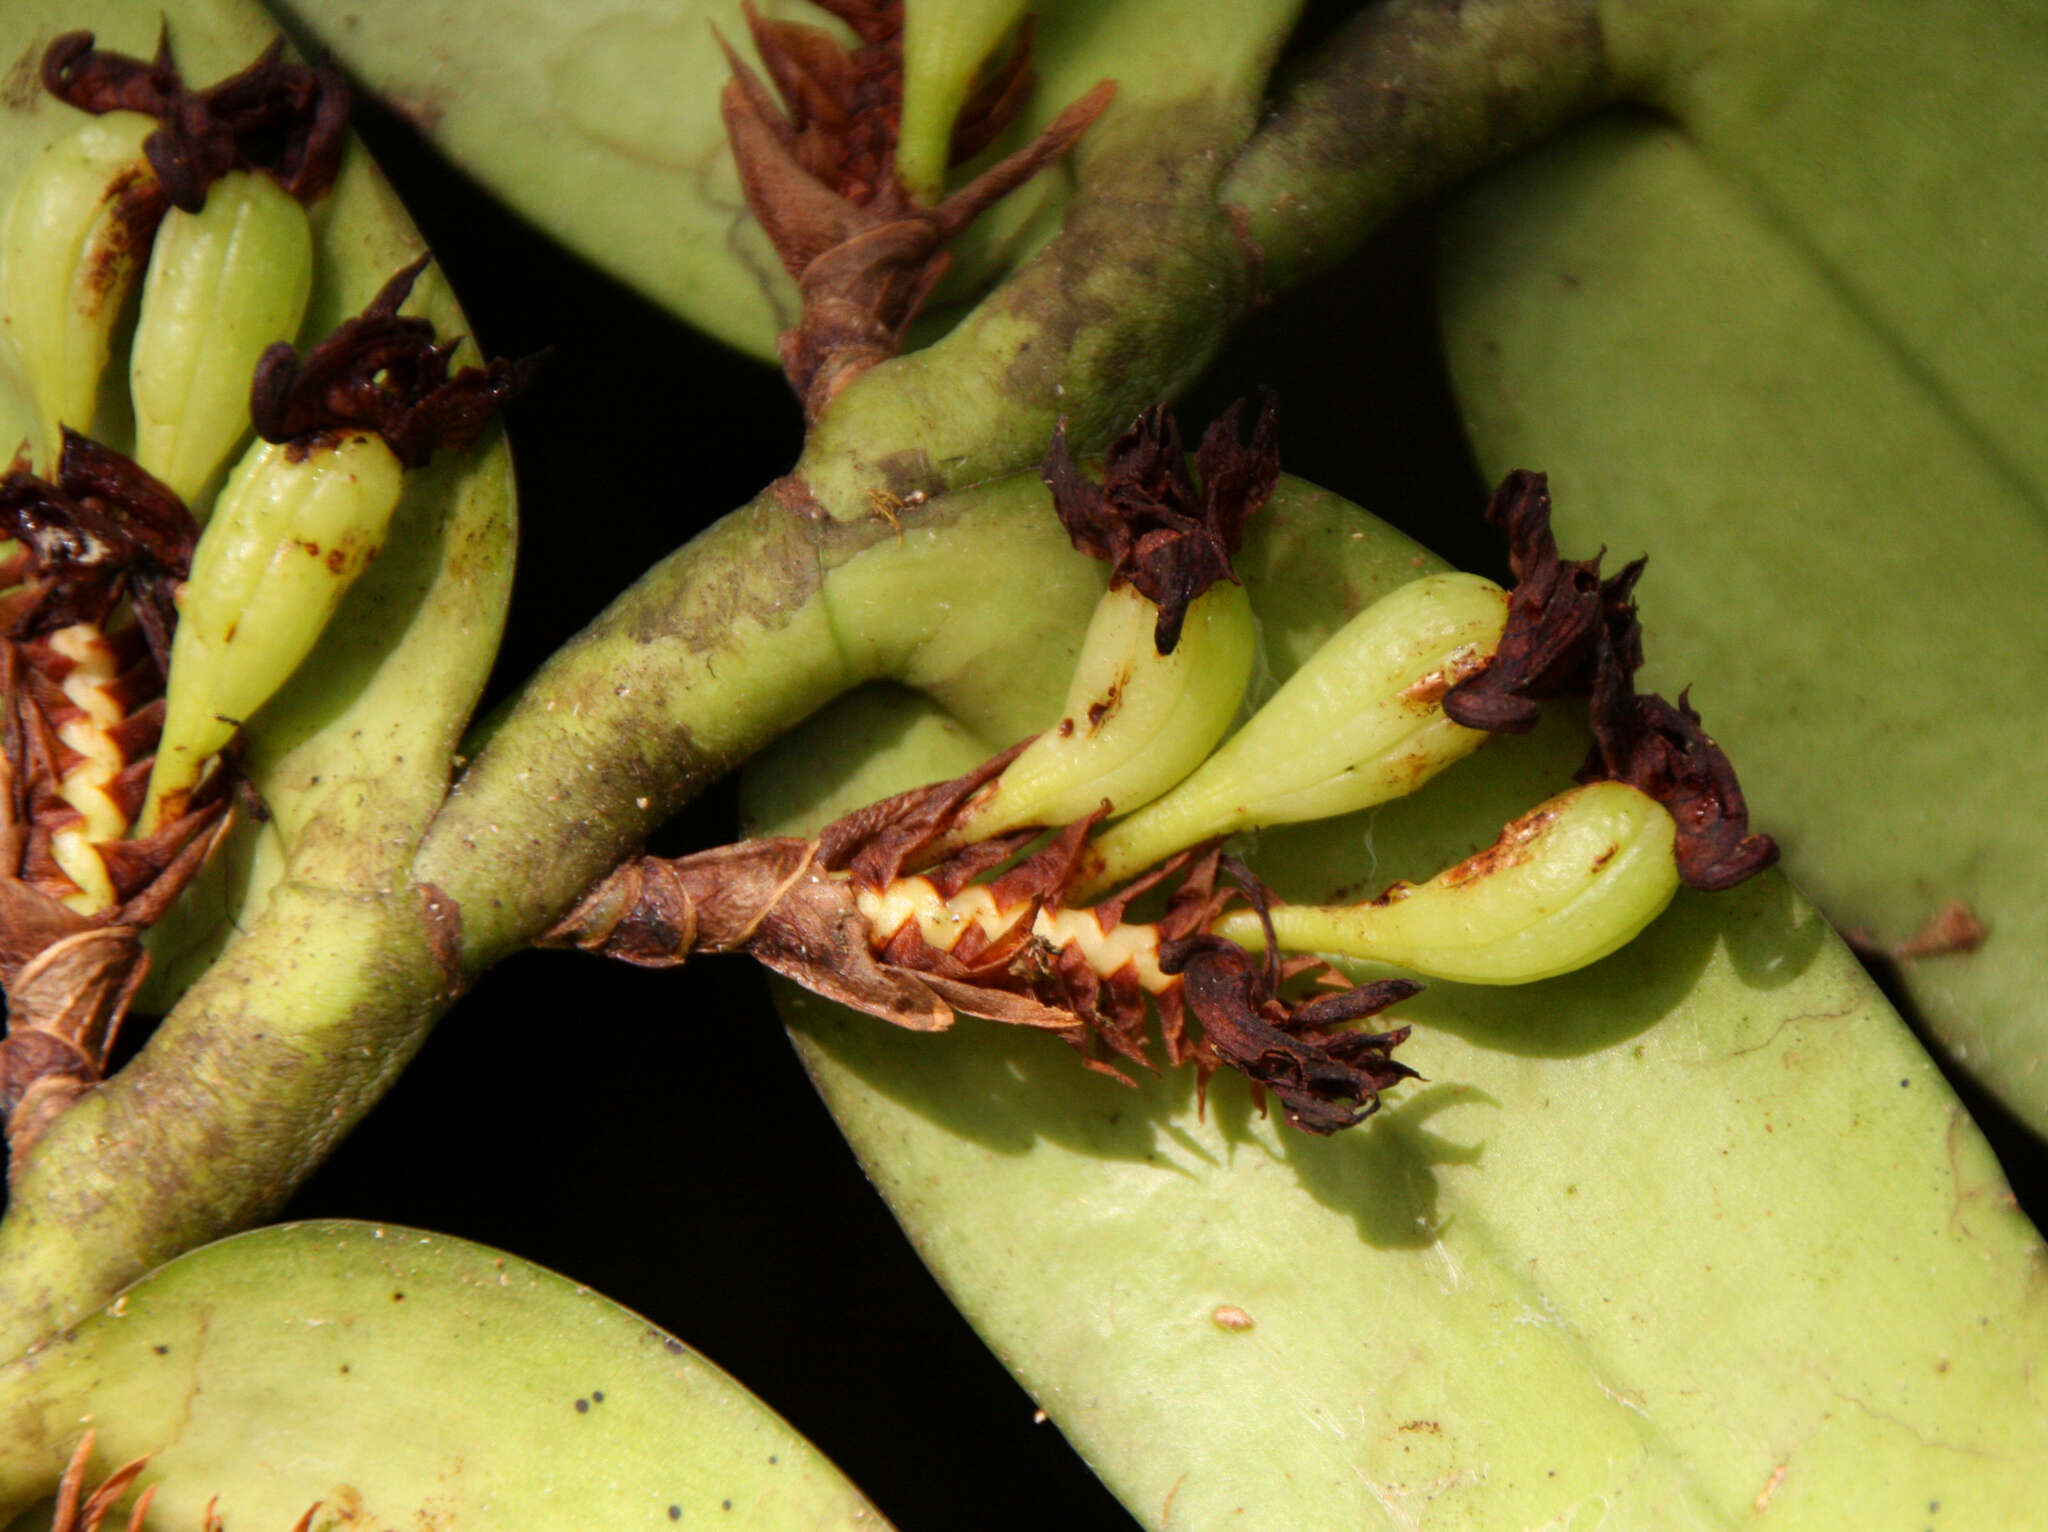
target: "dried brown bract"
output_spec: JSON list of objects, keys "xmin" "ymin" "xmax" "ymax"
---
[
  {"xmin": 42, "ymin": 27, "xmax": 349, "ymax": 214},
  {"xmin": 0, "ymin": 438, "xmax": 228, "ymax": 1166},
  {"xmin": 1443, "ymin": 469, "xmax": 1777, "ymax": 891},
  {"xmin": 249, "ymin": 257, "xmax": 545, "ymax": 467},
  {"xmin": 720, "ymin": 0, "xmax": 1114, "ymax": 417},
  {"xmin": 548, "ymin": 755, "xmax": 1417, "ymax": 1133},
  {"xmin": 1442, "ymin": 469, "xmax": 1643, "ymax": 734},
  {"xmin": 1041, "ymin": 392, "xmax": 1279, "ymax": 654},
  {"xmin": 49, "ymin": 1432, "xmax": 153, "ymax": 1532}
]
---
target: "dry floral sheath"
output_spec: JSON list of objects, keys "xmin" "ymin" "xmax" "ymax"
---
[
  {"xmin": 0, "ymin": 436, "xmax": 227, "ymax": 1164},
  {"xmin": 720, "ymin": 0, "xmax": 1114, "ymax": 418}
]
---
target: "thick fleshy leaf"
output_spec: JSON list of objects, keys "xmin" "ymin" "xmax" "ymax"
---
[
  {"xmin": 742, "ymin": 478, "xmax": 2048, "ymax": 1527},
  {"xmin": 1438, "ymin": 4, "xmax": 2048, "ymax": 1132},
  {"xmin": 0, "ymin": 1221, "xmax": 887, "ymax": 1528},
  {"xmin": 268, "ymin": 0, "xmax": 1302, "ymax": 360}
]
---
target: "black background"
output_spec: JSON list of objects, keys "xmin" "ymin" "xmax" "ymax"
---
[{"xmin": 16, "ymin": 18, "xmax": 2043, "ymax": 1529}]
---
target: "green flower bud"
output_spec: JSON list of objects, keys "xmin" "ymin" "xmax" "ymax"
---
[
  {"xmin": 142, "ymin": 431, "xmax": 405, "ymax": 830},
  {"xmin": 1080, "ymin": 571, "xmax": 1508, "ymax": 892},
  {"xmin": 0, "ymin": 111, "xmax": 162, "ymax": 466},
  {"xmin": 897, "ymin": 0, "xmax": 1034, "ymax": 201},
  {"xmin": 1214, "ymin": 780, "xmax": 1681, "ymax": 984},
  {"xmin": 933, "ymin": 579, "xmax": 1255, "ymax": 852},
  {"xmin": 129, "ymin": 170, "xmax": 313, "ymax": 507}
]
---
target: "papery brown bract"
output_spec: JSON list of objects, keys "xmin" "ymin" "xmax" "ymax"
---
[
  {"xmin": 249, "ymin": 257, "xmax": 544, "ymax": 468},
  {"xmin": 0, "ymin": 438, "xmax": 228, "ymax": 1163},
  {"xmin": 719, "ymin": 0, "xmax": 1112, "ymax": 417},
  {"xmin": 41, "ymin": 28, "xmax": 349, "ymax": 214},
  {"xmin": 1041, "ymin": 392, "xmax": 1279, "ymax": 653}
]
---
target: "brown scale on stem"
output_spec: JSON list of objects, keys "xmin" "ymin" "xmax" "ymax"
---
[
  {"xmin": 720, "ymin": 0, "xmax": 1114, "ymax": 418},
  {"xmin": 1042, "ymin": 390, "xmax": 1279, "ymax": 654},
  {"xmin": 0, "ymin": 436, "xmax": 228, "ymax": 1168},
  {"xmin": 1444, "ymin": 469, "xmax": 1777, "ymax": 891},
  {"xmin": 42, "ymin": 27, "xmax": 350, "ymax": 215},
  {"xmin": 249, "ymin": 257, "xmax": 546, "ymax": 467}
]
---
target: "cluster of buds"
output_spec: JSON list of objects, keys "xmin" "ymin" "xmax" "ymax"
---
[
  {"xmin": 719, "ymin": 0, "xmax": 1114, "ymax": 416},
  {"xmin": 0, "ymin": 31, "xmax": 533, "ymax": 1166},
  {"xmin": 552, "ymin": 401, "xmax": 1776, "ymax": 1132}
]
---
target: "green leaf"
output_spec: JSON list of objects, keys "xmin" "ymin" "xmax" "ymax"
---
[
  {"xmin": 0, "ymin": 1221, "xmax": 887, "ymax": 1528},
  {"xmin": 742, "ymin": 476, "xmax": 2048, "ymax": 1527},
  {"xmin": 1437, "ymin": 3, "xmax": 2048, "ymax": 1131}
]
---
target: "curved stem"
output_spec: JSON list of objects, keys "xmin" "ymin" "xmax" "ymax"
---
[{"xmin": 1222, "ymin": 0, "xmax": 1632, "ymax": 293}]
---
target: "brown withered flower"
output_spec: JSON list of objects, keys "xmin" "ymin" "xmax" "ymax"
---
[
  {"xmin": 42, "ymin": 27, "xmax": 350, "ymax": 214},
  {"xmin": 1042, "ymin": 391, "xmax": 1279, "ymax": 655},
  {"xmin": 249, "ymin": 257, "xmax": 546, "ymax": 467},
  {"xmin": 1579, "ymin": 682, "xmax": 1779, "ymax": 892},
  {"xmin": 720, "ymin": 0, "xmax": 1114, "ymax": 417},
  {"xmin": 547, "ymin": 749, "xmax": 1419, "ymax": 1136},
  {"xmin": 0, "ymin": 438, "xmax": 228, "ymax": 1166},
  {"xmin": 1441, "ymin": 469, "xmax": 1643, "ymax": 734},
  {"xmin": 1444, "ymin": 469, "xmax": 1777, "ymax": 890}
]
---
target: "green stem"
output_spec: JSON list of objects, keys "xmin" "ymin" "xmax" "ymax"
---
[
  {"xmin": 1222, "ymin": 0, "xmax": 1634, "ymax": 292},
  {"xmin": 0, "ymin": 881, "xmax": 452, "ymax": 1360}
]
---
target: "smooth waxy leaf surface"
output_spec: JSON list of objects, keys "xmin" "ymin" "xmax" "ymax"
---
[
  {"xmin": 1438, "ymin": 1, "xmax": 2048, "ymax": 1132},
  {"xmin": 0, "ymin": 1221, "xmax": 887, "ymax": 1529},
  {"xmin": 744, "ymin": 478, "xmax": 2048, "ymax": 1528}
]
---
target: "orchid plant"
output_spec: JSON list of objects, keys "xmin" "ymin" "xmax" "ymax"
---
[{"xmin": 0, "ymin": 1, "xmax": 2043, "ymax": 1528}]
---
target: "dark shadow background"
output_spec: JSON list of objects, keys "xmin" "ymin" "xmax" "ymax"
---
[{"xmin": 9, "ymin": 13, "xmax": 2039, "ymax": 1529}]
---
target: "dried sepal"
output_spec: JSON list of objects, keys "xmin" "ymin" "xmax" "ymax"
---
[
  {"xmin": 1042, "ymin": 392, "xmax": 1279, "ymax": 654},
  {"xmin": 1441, "ymin": 469, "xmax": 1643, "ymax": 734},
  {"xmin": 1442, "ymin": 469, "xmax": 1777, "ymax": 891},
  {"xmin": 248, "ymin": 257, "xmax": 544, "ymax": 468},
  {"xmin": 549, "ymin": 771, "xmax": 1418, "ymax": 1132},
  {"xmin": 720, "ymin": 0, "xmax": 1113, "ymax": 417},
  {"xmin": 1578, "ymin": 681, "xmax": 1778, "ymax": 892},
  {"xmin": 42, "ymin": 28, "xmax": 350, "ymax": 214}
]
